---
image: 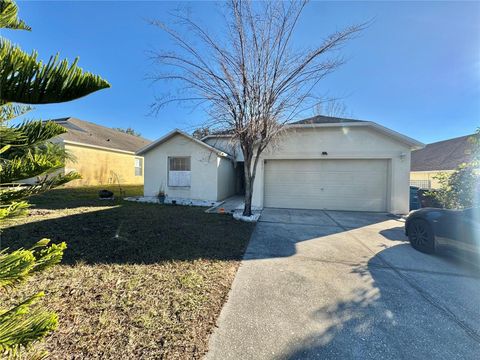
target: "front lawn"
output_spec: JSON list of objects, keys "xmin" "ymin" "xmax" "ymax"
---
[{"xmin": 0, "ymin": 185, "xmax": 254, "ymax": 359}]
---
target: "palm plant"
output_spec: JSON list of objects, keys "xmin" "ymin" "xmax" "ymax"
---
[{"xmin": 0, "ymin": 0, "xmax": 109, "ymax": 357}]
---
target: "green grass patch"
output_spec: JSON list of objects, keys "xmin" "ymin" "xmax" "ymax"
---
[{"xmin": 1, "ymin": 186, "xmax": 254, "ymax": 359}]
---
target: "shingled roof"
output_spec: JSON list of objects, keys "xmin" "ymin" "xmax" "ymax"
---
[
  {"xmin": 50, "ymin": 117, "xmax": 151, "ymax": 153},
  {"xmin": 411, "ymin": 134, "xmax": 475, "ymax": 171},
  {"xmin": 202, "ymin": 115, "xmax": 367, "ymax": 138},
  {"xmin": 291, "ymin": 115, "xmax": 367, "ymax": 125}
]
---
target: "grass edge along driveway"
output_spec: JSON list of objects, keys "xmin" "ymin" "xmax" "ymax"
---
[{"xmin": 1, "ymin": 186, "xmax": 254, "ymax": 359}]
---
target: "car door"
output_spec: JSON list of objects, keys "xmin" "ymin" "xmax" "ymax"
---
[
  {"xmin": 430, "ymin": 209, "xmax": 457, "ymax": 246},
  {"xmin": 458, "ymin": 208, "xmax": 480, "ymax": 258}
]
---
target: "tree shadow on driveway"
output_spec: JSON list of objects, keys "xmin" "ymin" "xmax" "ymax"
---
[
  {"xmin": 245, "ymin": 211, "xmax": 406, "ymax": 261},
  {"xmin": 281, "ymin": 244, "xmax": 480, "ymax": 360}
]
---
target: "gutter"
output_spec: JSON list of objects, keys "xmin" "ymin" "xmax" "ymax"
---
[{"xmin": 63, "ymin": 140, "xmax": 138, "ymax": 155}]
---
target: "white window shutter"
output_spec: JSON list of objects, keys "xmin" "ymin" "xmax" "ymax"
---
[{"xmin": 169, "ymin": 170, "xmax": 191, "ymax": 187}]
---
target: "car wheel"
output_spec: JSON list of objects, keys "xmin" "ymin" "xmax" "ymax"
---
[{"xmin": 408, "ymin": 219, "xmax": 435, "ymax": 254}]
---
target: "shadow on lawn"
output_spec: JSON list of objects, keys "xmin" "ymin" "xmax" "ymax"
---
[
  {"xmin": 28, "ymin": 185, "xmax": 143, "ymax": 210},
  {"xmin": 1, "ymin": 202, "xmax": 254, "ymax": 265},
  {"xmin": 3, "ymin": 205, "xmax": 405, "ymax": 266}
]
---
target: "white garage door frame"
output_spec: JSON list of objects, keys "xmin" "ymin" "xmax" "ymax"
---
[{"xmin": 262, "ymin": 157, "xmax": 392, "ymax": 212}]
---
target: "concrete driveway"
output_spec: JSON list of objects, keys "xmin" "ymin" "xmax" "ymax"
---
[{"xmin": 206, "ymin": 208, "xmax": 480, "ymax": 360}]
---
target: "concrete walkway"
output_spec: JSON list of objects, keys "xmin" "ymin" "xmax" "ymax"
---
[
  {"xmin": 206, "ymin": 208, "xmax": 480, "ymax": 360},
  {"xmin": 207, "ymin": 195, "xmax": 244, "ymax": 214}
]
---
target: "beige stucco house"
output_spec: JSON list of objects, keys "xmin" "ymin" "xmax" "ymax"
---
[
  {"xmin": 138, "ymin": 115, "xmax": 423, "ymax": 214},
  {"xmin": 50, "ymin": 118, "xmax": 150, "ymax": 187},
  {"xmin": 410, "ymin": 134, "xmax": 475, "ymax": 189}
]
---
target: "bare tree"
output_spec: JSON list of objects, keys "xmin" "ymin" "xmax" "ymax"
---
[
  {"xmin": 314, "ymin": 99, "xmax": 352, "ymax": 118},
  {"xmin": 151, "ymin": 0, "xmax": 365, "ymax": 216},
  {"xmin": 192, "ymin": 126, "xmax": 210, "ymax": 139}
]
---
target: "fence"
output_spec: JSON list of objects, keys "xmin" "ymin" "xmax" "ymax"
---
[{"xmin": 409, "ymin": 179, "xmax": 431, "ymax": 189}]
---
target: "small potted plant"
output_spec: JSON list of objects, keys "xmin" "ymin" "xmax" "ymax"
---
[{"xmin": 157, "ymin": 184, "xmax": 166, "ymax": 204}]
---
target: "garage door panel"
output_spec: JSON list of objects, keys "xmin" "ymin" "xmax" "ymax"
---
[{"xmin": 264, "ymin": 159, "xmax": 388, "ymax": 211}]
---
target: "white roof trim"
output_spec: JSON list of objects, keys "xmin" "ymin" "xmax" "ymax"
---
[
  {"xmin": 364, "ymin": 122, "xmax": 424, "ymax": 149},
  {"xmin": 201, "ymin": 134, "xmax": 232, "ymax": 141},
  {"xmin": 136, "ymin": 129, "xmax": 232, "ymax": 158},
  {"xmin": 63, "ymin": 140, "xmax": 136, "ymax": 155},
  {"xmin": 202, "ymin": 122, "xmax": 424, "ymax": 149}
]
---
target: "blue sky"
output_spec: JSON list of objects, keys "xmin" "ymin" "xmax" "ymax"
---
[{"xmin": 5, "ymin": 1, "xmax": 479, "ymax": 143}]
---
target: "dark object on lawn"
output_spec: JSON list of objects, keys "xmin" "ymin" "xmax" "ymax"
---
[
  {"xmin": 98, "ymin": 190, "xmax": 114, "ymax": 199},
  {"xmin": 171, "ymin": 200, "xmax": 177, "ymax": 205},
  {"xmin": 405, "ymin": 207, "xmax": 480, "ymax": 262}
]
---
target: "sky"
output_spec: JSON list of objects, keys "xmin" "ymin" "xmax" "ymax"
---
[{"xmin": 4, "ymin": 0, "xmax": 480, "ymax": 143}]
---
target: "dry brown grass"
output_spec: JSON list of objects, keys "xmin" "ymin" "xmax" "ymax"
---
[{"xmin": 1, "ymin": 186, "xmax": 254, "ymax": 359}]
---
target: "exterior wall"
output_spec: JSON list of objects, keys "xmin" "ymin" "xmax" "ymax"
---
[
  {"xmin": 410, "ymin": 170, "xmax": 454, "ymax": 189},
  {"xmin": 64, "ymin": 143, "xmax": 143, "ymax": 187},
  {"xmin": 250, "ymin": 126, "xmax": 412, "ymax": 214},
  {"xmin": 217, "ymin": 157, "xmax": 236, "ymax": 200},
  {"xmin": 143, "ymin": 134, "xmax": 220, "ymax": 201},
  {"xmin": 204, "ymin": 137, "xmax": 244, "ymax": 161}
]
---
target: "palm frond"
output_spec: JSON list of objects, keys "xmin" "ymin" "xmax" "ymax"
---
[
  {"xmin": 0, "ymin": 1, "xmax": 106, "ymax": 355},
  {"xmin": 0, "ymin": 126, "xmax": 23, "ymax": 154},
  {"xmin": 0, "ymin": 293, "xmax": 58, "ymax": 355},
  {"xmin": 0, "ymin": 248, "xmax": 35, "ymax": 288},
  {"xmin": 0, "ymin": 200, "xmax": 29, "ymax": 220},
  {"xmin": 0, "ymin": 239, "xmax": 66, "ymax": 288},
  {"xmin": 1, "ymin": 120, "xmax": 67, "ymax": 159},
  {"xmin": 0, "ymin": 149, "xmax": 65, "ymax": 183},
  {"xmin": 0, "ymin": 171, "xmax": 81, "ymax": 207},
  {"xmin": 31, "ymin": 240, "xmax": 67, "ymax": 273},
  {"xmin": 0, "ymin": 39, "xmax": 110, "ymax": 104},
  {"xmin": 0, "ymin": 103, "xmax": 32, "ymax": 121},
  {"xmin": 0, "ymin": 0, "xmax": 31, "ymax": 31},
  {"xmin": 0, "ymin": 103, "xmax": 32, "ymax": 154}
]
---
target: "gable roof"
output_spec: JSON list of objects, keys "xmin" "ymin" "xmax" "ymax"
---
[
  {"xmin": 50, "ymin": 117, "xmax": 150, "ymax": 153},
  {"xmin": 136, "ymin": 129, "xmax": 231, "ymax": 158},
  {"xmin": 411, "ymin": 134, "xmax": 475, "ymax": 171},
  {"xmin": 203, "ymin": 115, "xmax": 423, "ymax": 149},
  {"xmin": 291, "ymin": 115, "xmax": 367, "ymax": 125},
  {"xmin": 201, "ymin": 115, "xmax": 366, "ymax": 139}
]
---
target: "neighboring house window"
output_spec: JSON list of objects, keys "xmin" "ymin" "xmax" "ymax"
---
[
  {"xmin": 168, "ymin": 157, "xmax": 191, "ymax": 187},
  {"xmin": 134, "ymin": 157, "xmax": 143, "ymax": 176}
]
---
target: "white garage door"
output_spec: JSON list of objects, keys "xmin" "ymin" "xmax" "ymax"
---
[{"xmin": 264, "ymin": 159, "xmax": 388, "ymax": 211}]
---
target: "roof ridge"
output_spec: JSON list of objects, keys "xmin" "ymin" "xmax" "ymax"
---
[
  {"xmin": 46, "ymin": 117, "xmax": 151, "ymax": 152},
  {"xmin": 47, "ymin": 117, "xmax": 151, "ymax": 142},
  {"xmin": 137, "ymin": 128, "xmax": 232, "ymax": 158},
  {"xmin": 293, "ymin": 114, "xmax": 367, "ymax": 124}
]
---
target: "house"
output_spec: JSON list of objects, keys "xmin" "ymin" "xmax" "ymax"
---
[
  {"xmin": 48, "ymin": 117, "xmax": 150, "ymax": 186},
  {"xmin": 410, "ymin": 134, "xmax": 475, "ymax": 189},
  {"xmin": 138, "ymin": 115, "xmax": 423, "ymax": 214}
]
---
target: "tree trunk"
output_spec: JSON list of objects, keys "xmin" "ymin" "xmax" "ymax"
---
[{"xmin": 243, "ymin": 159, "xmax": 253, "ymax": 216}]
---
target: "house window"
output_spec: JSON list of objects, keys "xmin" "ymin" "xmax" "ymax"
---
[
  {"xmin": 168, "ymin": 157, "xmax": 191, "ymax": 187},
  {"xmin": 134, "ymin": 157, "xmax": 143, "ymax": 176}
]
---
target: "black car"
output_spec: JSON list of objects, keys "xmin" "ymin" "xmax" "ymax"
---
[{"xmin": 405, "ymin": 208, "xmax": 480, "ymax": 260}]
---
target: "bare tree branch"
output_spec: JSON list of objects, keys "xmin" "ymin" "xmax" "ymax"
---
[{"xmin": 150, "ymin": 0, "xmax": 366, "ymax": 215}]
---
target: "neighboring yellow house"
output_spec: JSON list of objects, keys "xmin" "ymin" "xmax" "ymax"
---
[
  {"xmin": 51, "ymin": 117, "xmax": 150, "ymax": 187},
  {"xmin": 410, "ymin": 134, "xmax": 474, "ymax": 189}
]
